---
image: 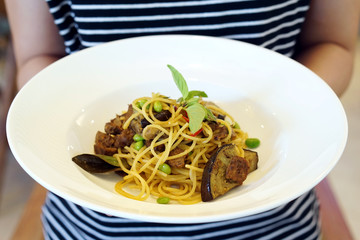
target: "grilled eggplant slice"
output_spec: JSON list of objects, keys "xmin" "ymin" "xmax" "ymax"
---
[
  {"xmin": 244, "ymin": 149, "xmax": 259, "ymax": 173},
  {"xmin": 72, "ymin": 154, "xmax": 129, "ymax": 173},
  {"xmin": 201, "ymin": 144, "xmax": 258, "ymax": 202}
]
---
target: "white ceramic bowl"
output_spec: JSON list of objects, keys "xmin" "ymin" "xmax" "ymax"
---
[{"xmin": 6, "ymin": 35, "xmax": 347, "ymax": 223}]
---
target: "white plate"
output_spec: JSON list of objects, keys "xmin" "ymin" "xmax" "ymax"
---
[{"xmin": 6, "ymin": 35, "xmax": 347, "ymax": 223}]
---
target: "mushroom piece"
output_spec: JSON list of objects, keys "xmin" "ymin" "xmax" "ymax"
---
[{"xmin": 201, "ymin": 144, "xmax": 258, "ymax": 202}]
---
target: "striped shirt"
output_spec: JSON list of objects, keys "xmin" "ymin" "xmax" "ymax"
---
[
  {"xmin": 43, "ymin": 0, "xmax": 321, "ymax": 239},
  {"xmin": 42, "ymin": 190, "xmax": 320, "ymax": 240},
  {"xmin": 46, "ymin": 0, "xmax": 310, "ymax": 56}
]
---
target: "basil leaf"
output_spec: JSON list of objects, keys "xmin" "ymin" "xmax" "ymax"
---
[
  {"xmin": 185, "ymin": 97, "xmax": 200, "ymax": 106},
  {"xmin": 203, "ymin": 107, "xmax": 217, "ymax": 121},
  {"xmin": 187, "ymin": 90, "xmax": 208, "ymax": 100},
  {"xmin": 167, "ymin": 65, "xmax": 188, "ymax": 100},
  {"xmin": 185, "ymin": 102, "xmax": 206, "ymax": 133}
]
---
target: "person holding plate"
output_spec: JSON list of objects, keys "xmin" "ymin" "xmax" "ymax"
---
[{"xmin": 5, "ymin": 0, "xmax": 359, "ymax": 239}]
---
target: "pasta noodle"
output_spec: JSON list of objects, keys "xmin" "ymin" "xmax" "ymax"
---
[{"xmin": 112, "ymin": 93, "xmax": 248, "ymax": 204}]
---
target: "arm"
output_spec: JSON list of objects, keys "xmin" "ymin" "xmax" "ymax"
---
[
  {"xmin": 295, "ymin": 0, "xmax": 360, "ymax": 97},
  {"xmin": 5, "ymin": 0, "xmax": 66, "ymax": 90}
]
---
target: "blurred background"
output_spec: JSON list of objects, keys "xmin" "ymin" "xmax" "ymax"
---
[{"xmin": 0, "ymin": 2, "xmax": 359, "ymax": 240}]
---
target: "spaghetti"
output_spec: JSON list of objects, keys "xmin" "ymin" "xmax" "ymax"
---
[{"xmin": 112, "ymin": 92, "xmax": 248, "ymax": 204}]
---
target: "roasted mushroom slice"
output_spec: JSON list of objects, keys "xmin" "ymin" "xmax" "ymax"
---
[
  {"xmin": 201, "ymin": 144, "xmax": 258, "ymax": 202},
  {"xmin": 72, "ymin": 154, "xmax": 129, "ymax": 173}
]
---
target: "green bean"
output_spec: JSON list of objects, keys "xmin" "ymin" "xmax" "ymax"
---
[
  {"xmin": 153, "ymin": 101, "xmax": 163, "ymax": 113},
  {"xmin": 157, "ymin": 196, "xmax": 170, "ymax": 204},
  {"xmin": 158, "ymin": 163, "xmax": 171, "ymax": 175},
  {"xmin": 245, "ymin": 138, "xmax": 261, "ymax": 149}
]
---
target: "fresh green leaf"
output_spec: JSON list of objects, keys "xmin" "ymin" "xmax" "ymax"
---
[
  {"xmin": 185, "ymin": 98, "xmax": 200, "ymax": 106},
  {"xmin": 203, "ymin": 107, "xmax": 217, "ymax": 121},
  {"xmin": 177, "ymin": 97, "xmax": 184, "ymax": 103},
  {"xmin": 168, "ymin": 64, "xmax": 212, "ymax": 133},
  {"xmin": 186, "ymin": 102, "xmax": 206, "ymax": 133},
  {"xmin": 167, "ymin": 65, "xmax": 188, "ymax": 100},
  {"xmin": 187, "ymin": 90, "xmax": 208, "ymax": 100}
]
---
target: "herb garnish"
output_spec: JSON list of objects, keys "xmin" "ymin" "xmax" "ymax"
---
[{"xmin": 167, "ymin": 65, "xmax": 216, "ymax": 133}]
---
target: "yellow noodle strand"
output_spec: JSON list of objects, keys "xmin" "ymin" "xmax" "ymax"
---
[{"xmin": 112, "ymin": 94, "xmax": 249, "ymax": 204}]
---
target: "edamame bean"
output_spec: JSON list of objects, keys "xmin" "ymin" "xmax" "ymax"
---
[
  {"xmin": 133, "ymin": 140, "xmax": 144, "ymax": 151},
  {"xmin": 138, "ymin": 99, "xmax": 147, "ymax": 109},
  {"xmin": 158, "ymin": 163, "xmax": 171, "ymax": 175},
  {"xmin": 157, "ymin": 196, "xmax": 170, "ymax": 204},
  {"xmin": 245, "ymin": 138, "xmax": 261, "ymax": 148},
  {"xmin": 133, "ymin": 134, "xmax": 144, "ymax": 142},
  {"xmin": 153, "ymin": 101, "xmax": 162, "ymax": 112}
]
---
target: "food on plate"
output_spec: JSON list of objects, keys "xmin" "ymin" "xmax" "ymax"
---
[
  {"xmin": 72, "ymin": 154, "xmax": 130, "ymax": 173},
  {"xmin": 201, "ymin": 144, "xmax": 258, "ymax": 201},
  {"xmin": 72, "ymin": 65, "xmax": 259, "ymax": 204}
]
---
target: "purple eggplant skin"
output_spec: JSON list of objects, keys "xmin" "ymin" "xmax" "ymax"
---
[
  {"xmin": 201, "ymin": 144, "xmax": 258, "ymax": 202},
  {"xmin": 244, "ymin": 149, "xmax": 259, "ymax": 173},
  {"xmin": 72, "ymin": 154, "xmax": 120, "ymax": 173}
]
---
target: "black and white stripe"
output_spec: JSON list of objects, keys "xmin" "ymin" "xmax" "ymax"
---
[
  {"xmin": 42, "ymin": 190, "xmax": 320, "ymax": 240},
  {"xmin": 46, "ymin": 0, "xmax": 310, "ymax": 56}
]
